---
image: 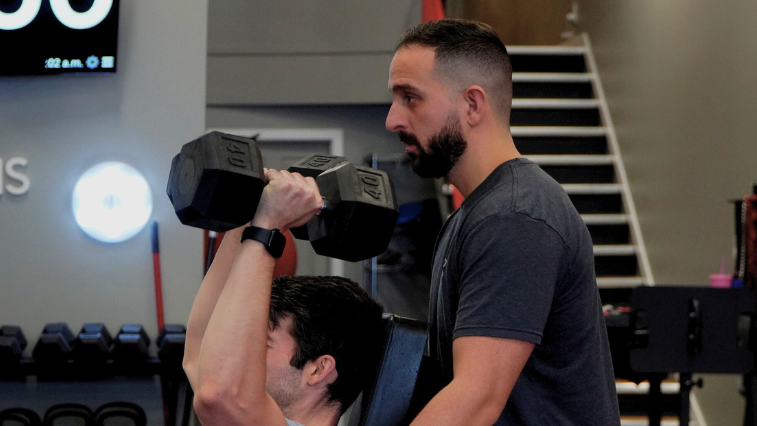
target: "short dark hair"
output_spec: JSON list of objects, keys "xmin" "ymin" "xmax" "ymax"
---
[
  {"xmin": 269, "ymin": 275, "xmax": 384, "ymax": 414},
  {"xmin": 396, "ymin": 19, "xmax": 513, "ymax": 122}
]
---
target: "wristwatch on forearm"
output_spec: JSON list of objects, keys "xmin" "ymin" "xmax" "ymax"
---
[{"xmin": 240, "ymin": 226, "xmax": 286, "ymax": 258}]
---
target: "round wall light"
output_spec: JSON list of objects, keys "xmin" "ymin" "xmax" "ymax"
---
[{"xmin": 72, "ymin": 161, "xmax": 153, "ymax": 243}]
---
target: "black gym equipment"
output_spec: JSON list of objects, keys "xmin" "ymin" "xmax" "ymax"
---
[
  {"xmin": 0, "ymin": 408, "xmax": 42, "ymax": 426},
  {"xmin": 167, "ymin": 131, "xmax": 399, "ymax": 262},
  {"xmin": 157, "ymin": 324, "xmax": 186, "ymax": 365},
  {"xmin": 627, "ymin": 286, "xmax": 755, "ymax": 426},
  {"xmin": 93, "ymin": 402, "xmax": 146, "ymax": 426},
  {"xmin": 73, "ymin": 323, "xmax": 114, "ymax": 364},
  {"xmin": 32, "ymin": 323, "xmax": 76, "ymax": 363},
  {"xmin": 43, "ymin": 403, "xmax": 93, "ymax": 426},
  {"xmin": 113, "ymin": 324, "xmax": 150, "ymax": 363},
  {"xmin": 0, "ymin": 325, "xmax": 27, "ymax": 363},
  {"xmin": 347, "ymin": 314, "xmax": 429, "ymax": 426}
]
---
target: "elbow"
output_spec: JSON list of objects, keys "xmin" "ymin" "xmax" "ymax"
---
[
  {"xmin": 182, "ymin": 357, "xmax": 197, "ymax": 389},
  {"xmin": 477, "ymin": 384, "xmax": 512, "ymax": 425},
  {"xmin": 192, "ymin": 382, "xmax": 235, "ymax": 425}
]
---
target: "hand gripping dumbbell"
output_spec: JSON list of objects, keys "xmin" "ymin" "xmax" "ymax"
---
[{"xmin": 166, "ymin": 131, "xmax": 399, "ymax": 262}]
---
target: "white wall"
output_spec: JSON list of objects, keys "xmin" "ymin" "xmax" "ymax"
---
[{"xmin": 0, "ymin": 1, "xmax": 209, "ymax": 345}]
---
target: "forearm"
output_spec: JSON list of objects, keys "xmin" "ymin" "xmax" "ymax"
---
[
  {"xmin": 410, "ymin": 336, "xmax": 533, "ymax": 426},
  {"xmin": 193, "ymin": 240, "xmax": 279, "ymax": 425},
  {"xmin": 410, "ymin": 377, "xmax": 506, "ymax": 426},
  {"xmin": 184, "ymin": 226, "xmax": 244, "ymax": 387}
]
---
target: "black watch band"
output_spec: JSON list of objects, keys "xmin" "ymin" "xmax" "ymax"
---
[{"xmin": 240, "ymin": 226, "xmax": 286, "ymax": 258}]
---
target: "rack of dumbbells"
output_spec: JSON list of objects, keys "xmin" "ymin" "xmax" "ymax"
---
[{"xmin": 0, "ymin": 323, "xmax": 190, "ymax": 426}]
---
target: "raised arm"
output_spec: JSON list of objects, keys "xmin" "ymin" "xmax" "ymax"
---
[
  {"xmin": 183, "ymin": 225, "xmax": 244, "ymax": 388},
  {"xmin": 184, "ymin": 169, "xmax": 322, "ymax": 426}
]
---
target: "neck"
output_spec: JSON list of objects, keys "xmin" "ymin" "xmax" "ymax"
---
[
  {"xmin": 449, "ymin": 123, "xmax": 520, "ymax": 197},
  {"xmin": 286, "ymin": 395, "xmax": 341, "ymax": 426}
]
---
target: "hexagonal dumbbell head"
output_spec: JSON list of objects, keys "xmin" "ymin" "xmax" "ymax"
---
[
  {"xmin": 308, "ymin": 162, "xmax": 399, "ymax": 262},
  {"xmin": 167, "ymin": 131, "xmax": 266, "ymax": 232},
  {"xmin": 0, "ymin": 325, "xmax": 27, "ymax": 363},
  {"xmin": 287, "ymin": 154, "xmax": 348, "ymax": 240}
]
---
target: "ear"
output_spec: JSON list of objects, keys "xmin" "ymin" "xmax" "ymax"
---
[
  {"xmin": 462, "ymin": 85, "xmax": 487, "ymax": 127},
  {"xmin": 304, "ymin": 355, "xmax": 338, "ymax": 387}
]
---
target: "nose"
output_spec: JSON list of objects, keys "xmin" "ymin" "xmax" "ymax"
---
[{"xmin": 385, "ymin": 101, "xmax": 406, "ymax": 133}]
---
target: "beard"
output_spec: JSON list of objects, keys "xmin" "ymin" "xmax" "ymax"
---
[
  {"xmin": 400, "ymin": 113, "xmax": 467, "ymax": 179},
  {"xmin": 266, "ymin": 365, "xmax": 304, "ymax": 416}
]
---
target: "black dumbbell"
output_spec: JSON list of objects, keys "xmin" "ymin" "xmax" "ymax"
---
[
  {"xmin": 0, "ymin": 325, "xmax": 27, "ymax": 363},
  {"xmin": 32, "ymin": 323, "xmax": 76, "ymax": 363},
  {"xmin": 43, "ymin": 404, "xmax": 93, "ymax": 426},
  {"xmin": 0, "ymin": 408, "xmax": 42, "ymax": 426},
  {"xmin": 73, "ymin": 323, "xmax": 114, "ymax": 363},
  {"xmin": 94, "ymin": 402, "xmax": 146, "ymax": 426},
  {"xmin": 113, "ymin": 324, "xmax": 150, "ymax": 363},
  {"xmin": 290, "ymin": 156, "xmax": 400, "ymax": 261},
  {"xmin": 167, "ymin": 132, "xmax": 399, "ymax": 262},
  {"xmin": 286, "ymin": 154, "xmax": 349, "ymax": 240},
  {"xmin": 157, "ymin": 324, "xmax": 186, "ymax": 366}
]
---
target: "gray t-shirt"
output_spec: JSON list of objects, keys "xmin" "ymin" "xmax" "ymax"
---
[
  {"xmin": 429, "ymin": 158, "xmax": 620, "ymax": 425},
  {"xmin": 286, "ymin": 420, "xmax": 305, "ymax": 426}
]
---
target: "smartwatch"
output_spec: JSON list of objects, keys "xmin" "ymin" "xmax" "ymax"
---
[{"xmin": 241, "ymin": 226, "xmax": 286, "ymax": 258}]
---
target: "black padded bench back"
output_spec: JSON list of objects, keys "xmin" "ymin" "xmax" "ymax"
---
[{"xmin": 348, "ymin": 314, "xmax": 428, "ymax": 426}]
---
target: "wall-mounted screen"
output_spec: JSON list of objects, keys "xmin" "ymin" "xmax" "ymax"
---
[{"xmin": 0, "ymin": 0, "xmax": 119, "ymax": 76}]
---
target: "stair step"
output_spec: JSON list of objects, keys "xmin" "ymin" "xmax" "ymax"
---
[
  {"xmin": 513, "ymin": 72, "xmax": 593, "ymax": 82},
  {"xmin": 511, "ymin": 126, "xmax": 607, "ymax": 137},
  {"xmin": 508, "ymin": 46, "xmax": 587, "ymax": 55},
  {"xmin": 512, "ymin": 99, "xmax": 599, "ymax": 109},
  {"xmin": 616, "ymin": 380, "xmax": 680, "ymax": 395},
  {"xmin": 529, "ymin": 154, "xmax": 614, "ymax": 166},
  {"xmin": 513, "ymin": 74, "xmax": 594, "ymax": 99},
  {"xmin": 513, "ymin": 82, "xmax": 593, "ymax": 99},
  {"xmin": 596, "ymin": 255, "xmax": 638, "ymax": 276},
  {"xmin": 562, "ymin": 184, "xmax": 621, "ymax": 194},
  {"xmin": 587, "ymin": 224, "xmax": 630, "ymax": 245},
  {"xmin": 594, "ymin": 245, "xmax": 636, "ymax": 256},
  {"xmin": 509, "ymin": 46, "xmax": 587, "ymax": 73},
  {"xmin": 514, "ymin": 135, "xmax": 608, "ymax": 155},
  {"xmin": 597, "ymin": 277, "xmax": 645, "ymax": 288},
  {"xmin": 511, "ymin": 105, "xmax": 600, "ymax": 126},
  {"xmin": 569, "ymin": 193, "xmax": 623, "ymax": 214},
  {"xmin": 620, "ymin": 417, "xmax": 681, "ymax": 426},
  {"xmin": 582, "ymin": 214, "xmax": 628, "ymax": 224}
]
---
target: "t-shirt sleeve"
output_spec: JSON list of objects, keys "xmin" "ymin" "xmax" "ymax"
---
[{"xmin": 453, "ymin": 212, "xmax": 567, "ymax": 345}]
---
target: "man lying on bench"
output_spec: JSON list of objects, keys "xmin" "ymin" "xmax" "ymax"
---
[{"xmin": 183, "ymin": 169, "xmax": 385, "ymax": 426}]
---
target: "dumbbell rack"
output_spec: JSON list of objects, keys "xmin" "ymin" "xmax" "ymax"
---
[{"xmin": 0, "ymin": 324, "xmax": 192, "ymax": 426}]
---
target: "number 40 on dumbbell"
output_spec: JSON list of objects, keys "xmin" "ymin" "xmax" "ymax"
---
[{"xmin": 166, "ymin": 132, "xmax": 399, "ymax": 262}]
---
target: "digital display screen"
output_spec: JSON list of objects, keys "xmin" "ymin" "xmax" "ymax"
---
[{"xmin": 0, "ymin": 0, "xmax": 119, "ymax": 76}]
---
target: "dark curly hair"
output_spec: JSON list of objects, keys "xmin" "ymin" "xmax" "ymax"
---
[{"xmin": 269, "ymin": 275, "xmax": 384, "ymax": 413}]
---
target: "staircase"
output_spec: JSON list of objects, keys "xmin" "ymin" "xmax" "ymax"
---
[
  {"xmin": 506, "ymin": 34, "xmax": 700, "ymax": 426},
  {"xmin": 507, "ymin": 36, "xmax": 653, "ymax": 293}
]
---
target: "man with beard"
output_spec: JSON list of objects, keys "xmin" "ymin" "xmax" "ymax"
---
[
  {"xmin": 183, "ymin": 169, "xmax": 384, "ymax": 426},
  {"xmin": 385, "ymin": 20, "xmax": 620, "ymax": 426}
]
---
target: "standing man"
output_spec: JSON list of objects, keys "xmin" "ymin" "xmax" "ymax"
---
[{"xmin": 386, "ymin": 19, "xmax": 620, "ymax": 425}]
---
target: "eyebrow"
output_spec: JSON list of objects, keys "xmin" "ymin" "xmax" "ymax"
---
[{"xmin": 390, "ymin": 83, "xmax": 421, "ymax": 93}]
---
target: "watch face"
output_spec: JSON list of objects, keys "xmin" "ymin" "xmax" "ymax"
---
[
  {"xmin": 269, "ymin": 229, "xmax": 286, "ymax": 258},
  {"xmin": 242, "ymin": 226, "xmax": 286, "ymax": 258}
]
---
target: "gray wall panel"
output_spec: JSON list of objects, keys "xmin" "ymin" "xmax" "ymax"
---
[
  {"xmin": 207, "ymin": 0, "xmax": 420, "ymax": 105},
  {"xmin": 208, "ymin": 0, "xmax": 421, "ymax": 54},
  {"xmin": 207, "ymin": 54, "xmax": 394, "ymax": 105}
]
